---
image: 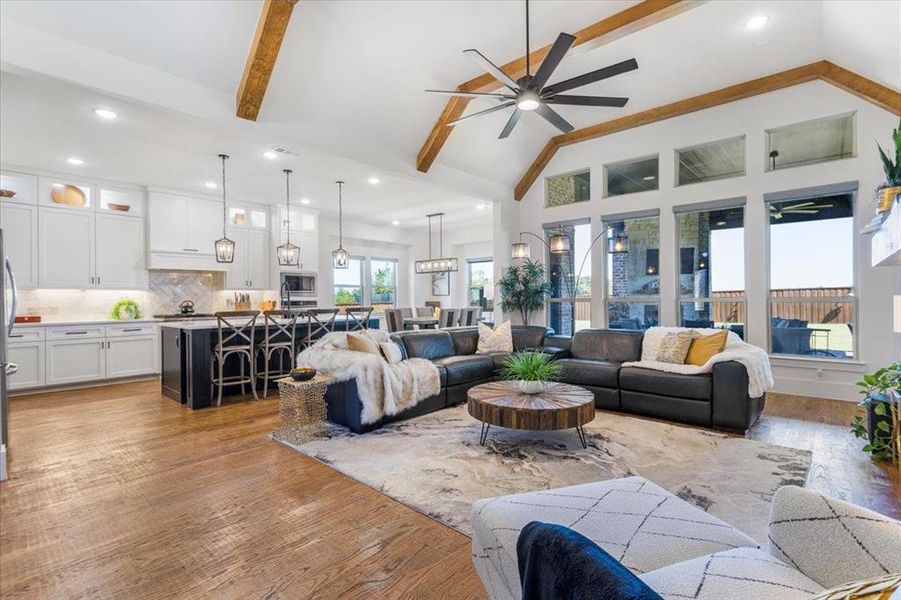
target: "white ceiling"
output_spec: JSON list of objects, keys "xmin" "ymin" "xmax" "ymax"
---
[{"xmin": 0, "ymin": 0, "xmax": 898, "ymax": 213}]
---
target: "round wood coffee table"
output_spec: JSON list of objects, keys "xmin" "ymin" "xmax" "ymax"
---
[{"xmin": 467, "ymin": 381, "xmax": 595, "ymax": 448}]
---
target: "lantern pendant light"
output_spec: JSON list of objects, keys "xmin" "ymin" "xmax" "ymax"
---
[
  {"xmin": 214, "ymin": 154, "xmax": 236, "ymax": 263},
  {"xmin": 331, "ymin": 180, "xmax": 349, "ymax": 269},
  {"xmin": 511, "ymin": 232, "xmax": 531, "ymax": 260},
  {"xmin": 276, "ymin": 169, "xmax": 301, "ymax": 267},
  {"xmin": 607, "ymin": 229, "xmax": 630, "ymax": 254}
]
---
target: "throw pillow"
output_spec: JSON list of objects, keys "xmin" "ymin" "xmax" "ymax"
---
[
  {"xmin": 654, "ymin": 331, "xmax": 694, "ymax": 364},
  {"xmin": 379, "ymin": 341, "xmax": 404, "ymax": 364},
  {"xmin": 477, "ymin": 320, "xmax": 513, "ymax": 353},
  {"xmin": 346, "ymin": 332, "xmax": 382, "ymax": 357},
  {"xmin": 685, "ymin": 330, "xmax": 728, "ymax": 366},
  {"xmin": 810, "ymin": 574, "xmax": 900, "ymax": 600}
]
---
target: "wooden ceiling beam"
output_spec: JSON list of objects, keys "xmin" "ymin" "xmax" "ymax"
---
[
  {"xmin": 236, "ymin": 0, "xmax": 300, "ymax": 121},
  {"xmin": 514, "ymin": 61, "xmax": 901, "ymax": 201},
  {"xmin": 416, "ymin": 0, "xmax": 704, "ymax": 173}
]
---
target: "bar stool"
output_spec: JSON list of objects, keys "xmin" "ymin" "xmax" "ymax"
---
[
  {"xmin": 210, "ymin": 310, "xmax": 259, "ymax": 407},
  {"xmin": 256, "ymin": 310, "xmax": 297, "ymax": 398},
  {"xmin": 305, "ymin": 308, "xmax": 339, "ymax": 347},
  {"xmin": 345, "ymin": 306, "xmax": 373, "ymax": 331},
  {"xmin": 438, "ymin": 308, "xmax": 459, "ymax": 329}
]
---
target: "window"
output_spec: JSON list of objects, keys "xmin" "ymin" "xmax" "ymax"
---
[
  {"xmin": 546, "ymin": 221, "xmax": 592, "ymax": 336},
  {"xmin": 676, "ymin": 203, "xmax": 746, "ymax": 339},
  {"xmin": 370, "ymin": 258, "xmax": 397, "ymax": 314},
  {"xmin": 767, "ymin": 190, "xmax": 856, "ymax": 358},
  {"xmin": 467, "ymin": 259, "xmax": 494, "ymax": 321},
  {"xmin": 604, "ymin": 155, "xmax": 659, "ymax": 197},
  {"xmin": 604, "ymin": 213, "xmax": 659, "ymax": 330},
  {"xmin": 333, "ymin": 257, "xmax": 364, "ymax": 307},
  {"xmin": 676, "ymin": 136, "xmax": 745, "ymax": 186},
  {"xmin": 545, "ymin": 170, "xmax": 590, "ymax": 207},
  {"xmin": 766, "ymin": 113, "xmax": 854, "ymax": 171}
]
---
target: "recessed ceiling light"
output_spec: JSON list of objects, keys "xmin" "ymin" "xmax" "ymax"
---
[
  {"xmin": 93, "ymin": 108, "xmax": 117, "ymax": 120},
  {"xmin": 642, "ymin": 175, "xmax": 656, "ymax": 181},
  {"xmin": 66, "ymin": 157, "xmax": 84, "ymax": 166},
  {"xmin": 476, "ymin": 202, "xmax": 491, "ymax": 210},
  {"xmin": 263, "ymin": 151, "xmax": 278, "ymax": 160},
  {"xmin": 746, "ymin": 15, "xmax": 768, "ymax": 31},
  {"xmin": 392, "ymin": 220, "xmax": 400, "ymax": 226},
  {"xmin": 300, "ymin": 197, "xmax": 311, "ymax": 205},
  {"xmin": 367, "ymin": 176, "xmax": 380, "ymax": 185},
  {"xmin": 204, "ymin": 181, "xmax": 217, "ymax": 189}
]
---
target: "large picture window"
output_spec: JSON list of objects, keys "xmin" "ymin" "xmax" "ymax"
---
[
  {"xmin": 467, "ymin": 259, "xmax": 494, "ymax": 321},
  {"xmin": 767, "ymin": 188, "xmax": 856, "ymax": 358},
  {"xmin": 333, "ymin": 257, "xmax": 364, "ymax": 307},
  {"xmin": 369, "ymin": 258, "xmax": 397, "ymax": 314},
  {"xmin": 604, "ymin": 212, "xmax": 659, "ymax": 330},
  {"xmin": 546, "ymin": 221, "xmax": 591, "ymax": 336},
  {"xmin": 676, "ymin": 202, "xmax": 746, "ymax": 339}
]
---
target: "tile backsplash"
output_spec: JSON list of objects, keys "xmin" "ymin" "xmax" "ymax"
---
[{"xmin": 17, "ymin": 270, "xmax": 277, "ymax": 321}]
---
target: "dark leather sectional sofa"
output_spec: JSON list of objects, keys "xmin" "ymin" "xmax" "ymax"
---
[{"xmin": 324, "ymin": 326, "xmax": 764, "ymax": 435}]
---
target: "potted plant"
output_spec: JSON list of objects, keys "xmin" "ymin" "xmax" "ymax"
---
[
  {"xmin": 499, "ymin": 351, "xmax": 562, "ymax": 394},
  {"xmin": 875, "ymin": 118, "xmax": 901, "ymax": 214},
  {"xmin": 110, "ymin": 297, "xmax": 142, "ymax": 320},
  {"xmin": 850, "ymin": 362, "xmax": 900, "ymax": 466},
  {"xmin": 496, "ymin": 259, "xmax": 551, "ymax": 326}
]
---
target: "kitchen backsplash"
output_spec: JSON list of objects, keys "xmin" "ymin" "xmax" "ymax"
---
[{"xmin": 17, "ymin": 271, "xmax": 278, "ymax": 321}]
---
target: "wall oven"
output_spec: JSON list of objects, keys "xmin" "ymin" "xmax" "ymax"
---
[{"xmin": 280, "ymin": 272, "xmax": 317, "ymax": 296}]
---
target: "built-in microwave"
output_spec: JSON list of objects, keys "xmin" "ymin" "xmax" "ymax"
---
[{"xmin": 280, "ymin": 272, "xmax": 317, "ymax": 296}]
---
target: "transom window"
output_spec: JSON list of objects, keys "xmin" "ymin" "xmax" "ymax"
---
[
  {"xmin": 545, "ymin": 170, "xmax": 590, "ymax": 207},
  {"xmin": 604, "ymin": 155, "xmax": 659, "ymax": 198},
  {"xmin": 676, "ymin": 136, "xmax": 745, "ymax": 186},
  {"xmin": 766, "ymin": 113, "xmax": 855, "ymax": 171}
]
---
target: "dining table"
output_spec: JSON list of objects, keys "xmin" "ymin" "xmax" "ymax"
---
[{"xmin": 404, "ymin": 317, "xmax": 438, "ymax": 329}]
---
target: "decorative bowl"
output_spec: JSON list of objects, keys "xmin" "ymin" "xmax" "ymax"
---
[
  {"xmin": 50, "ymin": 184, "xmax": 87, "ymax": 206},
  {"xmin": 0, "ymin": 189, "xmax": 15, "ymax": 198},
  {"xmin": 108, "ymin": 202, "xmax": 131, "ymax": 212},
  {"xmin": 290, "ymin": 368, "xmax": 317, "ymax": 382},
  {"xmin": 518, "ymin": 380, "xmax": 547, "ymax": 395}
]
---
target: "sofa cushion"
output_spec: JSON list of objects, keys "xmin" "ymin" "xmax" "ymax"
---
[
  {"xmin": 619, "ymin": 367, "xmax": 711, "ymax": 401},
  {"xmin": 483, "ymin": 351, "xmax": 513, "ymax": 372},
  {"xmin": 433, "ymin": 355, "xmax": 495, "ymax": 386},
  {"xmin": 397, "ymin": 331, "xmax": 455, "ymax": 361},
  {"xmin": 512, "ymin": 326, "xmax": 550, "ymax": 351},
  {"xmin": 572, "ymin": 329, "xmax": 643, "ymax": 362},
  {"xmin": 478, "ymin": 321, "xmax": 514, "ymax": 353},
  {"xmin": 557, "ymin": 358, "xmax": 620, "ymax": 389},
  {"xmin": 472, "ymin": 477, "xmax": 759, "ymax": 600},
  {"xmin": 447, "ymin": 327, "xmax": 480, "ymax": 355},
  {"xmin": 639, "ymin": 548, "xmax": 823, "ymax": 600}
]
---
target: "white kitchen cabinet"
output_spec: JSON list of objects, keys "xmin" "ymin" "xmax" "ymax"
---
[
  {"xmin": 298, "ymin": 232, "xmax": 318, "ymax": 272},
  {"xmin": 146, "ymin": 191, "xmax": 225, "ymax": 270},
  {"xmin": 0, "ymin": 202, "xmax": 38, "ymax": 287},
  {"xmin": 46, "ymin": 338, "xmax": 106, "ymax": 385},
  {"xmin": 39, "ymin": 206, "xmax": 94, "ymax": 288},
  {"xmin": 224, "ymin": 228, "xmax": 248, "ymax": 289},
  {"xmin": 107, "ymin": 335, "xmax": 157, "ymax": 378},
  {"xmin": 187, "ymin": 198, "xmax": 222, "ymax": 252},
  {"xmin": 224, "ymin": 228, "xmax": 269, "ymax": 289},
  {"xmin": 7, "ymin": 342, "xmax": 45, "ymax": 390},
  {"xmin": 0, "ymin": 170, "xmax": 38, "ymax": 205},
  {"xmin": 147, "ymin": 192, "xmax": 189, "ymax": 253},
  {"xmin": 95, "ymin": 213, "xmax": 146, "ymax": 289}
]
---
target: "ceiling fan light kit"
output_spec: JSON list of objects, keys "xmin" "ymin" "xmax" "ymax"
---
[
  {"xmin": 415, "ymin": 213, "xmax": 459, "ymax": 274},
  {"xmin": 427, "ymin": 0, "xmax": 637, "ymax": 139}
]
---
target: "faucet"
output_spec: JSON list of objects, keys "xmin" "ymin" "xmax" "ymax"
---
[{"xmin": 280, "ymin": 281, "xmax": 291, "ymax": 310}]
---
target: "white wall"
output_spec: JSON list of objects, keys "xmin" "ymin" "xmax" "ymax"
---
[{"xmin": 515, "ymin": 80, "xmax": 901, "ymax": 401}]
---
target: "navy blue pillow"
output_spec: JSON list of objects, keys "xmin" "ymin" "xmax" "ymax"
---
[{"xmin": 517, "ymin": 521, "xmax": 663, "ymax": 600}]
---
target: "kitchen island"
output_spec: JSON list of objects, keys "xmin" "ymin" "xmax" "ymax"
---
[{"xmin": 161, "ymin": 315, "xmax": 378, "ymax": 409}]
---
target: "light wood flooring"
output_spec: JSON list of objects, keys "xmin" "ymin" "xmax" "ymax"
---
[{"xmin": 0, "ymin": 382, "xmax": 897, "ymax": 599}]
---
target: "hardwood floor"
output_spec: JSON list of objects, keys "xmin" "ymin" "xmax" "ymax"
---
[{"xmin": 0, "ymin": 383, "xmax": 897, "ymax": 599}]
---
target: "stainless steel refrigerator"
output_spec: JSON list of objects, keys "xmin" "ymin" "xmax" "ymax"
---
[{"xmin": 1, "ymin": 229, "xmax": 19, "ymax": 481}]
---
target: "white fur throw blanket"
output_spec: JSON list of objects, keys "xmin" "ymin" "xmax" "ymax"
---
[
  {"xmin": 623, "ymin": 326, "xmax": 774, "ymax": 398},
  {"xmin": 296, "ymin": 330, "xmax": 441, "ymax": 425}
]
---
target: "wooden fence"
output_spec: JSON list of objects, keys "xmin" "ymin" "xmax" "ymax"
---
[{"xmin": 712, "ymin": 288, "xmax": 852, "ymax": 323}]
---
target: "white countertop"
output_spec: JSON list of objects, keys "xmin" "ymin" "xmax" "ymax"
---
[{"xmin": 12, "ymin": 318, "xmax": 163, "ymax": 328}]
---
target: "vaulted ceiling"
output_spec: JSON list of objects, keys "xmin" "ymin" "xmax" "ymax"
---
[{"xmin": 1, "ymin": 0, "xmax": 898, "ymax": 213}]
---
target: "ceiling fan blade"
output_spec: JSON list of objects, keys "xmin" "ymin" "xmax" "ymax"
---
[
  {"xmin": 499, "ymin": 109, "xmax": 523, "ymax": 139},
  {"xmin": 535, "ymin": 103, "xmax": 574, "ymax": 133},
  {"xmin": 446, "ymin": 101, "xmax": 516, "ymax": 126},
  {"xmin": 426, "ymin": 89, "xmax": 515, "ymax": 99},
  {"xmin": 544, "ymin": 95, "xmax": 629, "ymax": 107},
  {"xmin": 463, "ymin": 49, "xmax": 521, "ymax": 92},
  {"xmin": 781, "ymin": 201, "xmax": 815, "ymax": 210},
  {"xmin": 542, "ymin": 57, "xmax": 639, "ymax": 96},
  {"xmin": 530, "ymin": 32, "xmax": 576, "ymax": 90},
  {"xmin": 783, "ymin": 209, "xmax": 819, "ymax": 214}
]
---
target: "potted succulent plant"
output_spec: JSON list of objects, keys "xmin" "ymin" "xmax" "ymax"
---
[
  {"xmin": 875, "ymin": 118, "xmax": 901, "ymax": 214},
  {"xmin": 850, "ymin": 362, "xmax": 900, "ymax": 466},
  {"xmin": 496, "ymin": 259, "xmax": 552, "ymax": 326},
  {"xmin": 499, "ymin": 351, "xmax": 562, "ymax": 394}
]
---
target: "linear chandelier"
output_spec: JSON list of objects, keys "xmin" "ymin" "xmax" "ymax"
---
[{"xmin": 415, "ymin": 212, "xmax": 458, "ymax": 274}]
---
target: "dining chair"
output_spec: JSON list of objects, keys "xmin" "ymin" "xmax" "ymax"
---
[
  {"xmin": 345, "ymin": 306, "xmax": 374, "ymax": 331},
  {"xmin": 305, "ymin": 308, "xmax": 339, "ymax": 347},
  {"xmin": 385, "ymin": 308, "xmax": 405, "ymax": 333},
  {"xmin": 438, "ymin": 308, "xmax": 459, "ymax": 329},
  {"xmin": 400, "ymin": 307, "xmax": 414, "ymax": 319},
  {"xmin": 256, "ymin": 310, "xmax": 297, "ymax": 398},
  {"xmin": 415, "ymin": 307, "xmax": 434, "ymax": 317},
  {"xmin": 210, "ymin": 310, "xmax": 259, "ymax": 406}
]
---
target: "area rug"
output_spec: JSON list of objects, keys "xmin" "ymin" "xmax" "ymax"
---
[{"xmin": 277, "ymin": 406, "xmax": 811, "ymax": 543}]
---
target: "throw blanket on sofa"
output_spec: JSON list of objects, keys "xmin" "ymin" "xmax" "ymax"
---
[
  {"xmin": 623, "ymin": 326, "xmax": 774, "ymax": 398},
  {"xmin": 296, "ymin": 330, "xmax": 441, "ymax": 425}
]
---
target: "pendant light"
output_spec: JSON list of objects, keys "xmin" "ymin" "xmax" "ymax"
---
[
  {"xmin": 415, "ymin": 213, "xmax": 458, "ymax": 273},
  {"xmin": 511, "ymin": 238, "xmax": 531, "ymax": 260},
  {"xmin": 548, "ymin": 228, "xmax": 571, "ymax": 254},
  {"xmin": 331, "ymin": 180, "xmax": 349, "ymax": 269},
  {"xmin": 214, "ymin": 154, "xmax": 236, "ymax": 263},
  {"xmin": 276, "ymin": 169, "xmax": 300, "ymax": 267},
  {"xmin": 607, "ymin": 229, "xmax": 630, "ymax": 254}
]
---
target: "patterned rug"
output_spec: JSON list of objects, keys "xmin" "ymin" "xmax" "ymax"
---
[{"xmin": 277, "ymin": 406, "xmax": 811, "ymax": 543}]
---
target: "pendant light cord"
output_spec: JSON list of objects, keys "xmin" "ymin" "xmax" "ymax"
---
[
  {"xmin": 284, "ymin": 170, "xmax": 292, "ymax": 245},
  {"xmin": 525, "ymin": 0, "xmax": 530, "ymax": 76},
  {"xmin": 219, "ymin": 154, "xmax": 228, "ymax": 236},
  {"xmin": 439, "ymin": 213, "xmax": 444, "ymax": 257},
  {"xmin": 427, "ymin": 215, "xmax": 433, "ymax": 259},
  {"xmin": 337, "ymin": 181, "xmax": 344, "ymax": 249}
]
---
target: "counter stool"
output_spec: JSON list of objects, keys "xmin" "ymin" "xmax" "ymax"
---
[
  {"xmin": 305, "ymin": 308, "xmax": 338, "ymax": 347},
  {"xmin": 345, "ymin": 306, "xmax": 373, "ymax": 331},
  {"xmin": 257, "ymin": 310, "xmax": 298, "ymax": 398},
  {"xmin": 210, "ymin": 310, "xmax": 259, "ymax": 406}
]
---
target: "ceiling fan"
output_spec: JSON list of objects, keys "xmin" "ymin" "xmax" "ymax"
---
[
  {"xmin": 426, "ymin": 0, "xmax": 638, "ymax": 139},
  {"xmin": 769, "ymin": 201, "xmax": 834, "ymax": 220}
]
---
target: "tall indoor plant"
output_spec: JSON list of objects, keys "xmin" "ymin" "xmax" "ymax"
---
[
  {"xmin": 496, "ymin": 259, "xmax": 551, "ymax": 326},
  {"xmin": 875, "ymin": 118, "xmax": 901, "ymax": 214},
  {"xmin": 851, "ymin": 362, "xmax": 900, "ymax": 468}
]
